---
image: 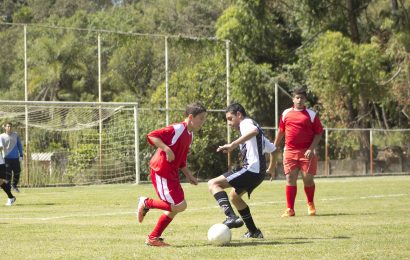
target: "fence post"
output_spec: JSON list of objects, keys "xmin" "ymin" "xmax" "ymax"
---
[
  {"xmin": 325, "ymin": 128, "xmax": 329, "ymax": 176},
  {"xmin": 370, "ymin": 129, "xmax": 373, "ymax": 175},
  {"xmin": 226, "ymin": 40, "xmax": 232, "ymax": 170},
  {"xmin": 165, "ymin": 36, "xmax": 169, "ymax": 126}
]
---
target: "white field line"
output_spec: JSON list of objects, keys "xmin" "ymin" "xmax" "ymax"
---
[{"xmin": 1, "ymin": 193, "xmax": 408, "ymax": 221}]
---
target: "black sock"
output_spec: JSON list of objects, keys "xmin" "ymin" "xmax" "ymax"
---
[
  {"xmin": 1, "ymin": 182, "xmax": 14, "ymax": 199},
  {"xmin": 214, "ymin": 191, "xmax": 236, "ymax": 217},
  {"xmin": 238, "ymin": 206, "xmax": 257, "ymax": 232}
]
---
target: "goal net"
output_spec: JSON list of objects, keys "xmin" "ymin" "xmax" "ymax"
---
[{"xmin": 0, "ymin": 101, "xmax": 138, "ymax": 187}]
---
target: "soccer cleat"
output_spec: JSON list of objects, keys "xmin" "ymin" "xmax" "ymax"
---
[
  {"xmin": 223, "ymin": 215, "xmax": 244, "ymax": 229},
  {"xmin": 281, "ymin": 208, "xmax": 295, "ymax": 217},
  {"xmin": 307, "ymin": 202, "xmax": 316, "ymax": 216},
  {"xmin": 145, "ymin": 236, "xmax": 170, "ymax": 247},
  {"xmin": 243, "ymin": 229, "xmax": 264, "ymax": 239},
  {"xmin": 5, "ymin": 197, "xmax": 16, "ymax": 206},
  {"xmin": 137, "ymin": 197, "xmax": 149, "ymax": 223}
]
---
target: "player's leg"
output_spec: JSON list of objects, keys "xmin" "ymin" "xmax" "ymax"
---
[
  {"xmin": 0, "ymin": 177, "xmax": 16, "ymax": 206},
  {"xmin": 281, "ymin": 149, "xmax": 302, "ymax": 217},
  {"xmin": 282, "ymin": 169, "xmax": 298, "ymax": 217},
  {"xmin": 208, "ymin": 173, "xmax": 243, "ymax": 228},
  {"xmin": 301, "ymin": 153, "xmax": 317, "ymax": 215},
  {"xmin": 11, "ymin": 159, "xmax": 21, "ymax": 192},
  {"xmin": 229, "ymin": 173, "xmax": 264, "ymax": 238},
  {"xmin": 4, "ymin": 159, "xmax": 12, "ymax": 191},
  {"xmin": 138, "ymin": 171, "xmax": 185, "ymax": 246}
]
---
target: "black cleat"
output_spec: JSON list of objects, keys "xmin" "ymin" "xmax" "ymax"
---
[
  {"xmin": 243, "ymin": 229, "xmax": 264, "ymax": 239},
  {"xmin": 223, "ymin": 215, "xmax": 244, "ymax": 229}
]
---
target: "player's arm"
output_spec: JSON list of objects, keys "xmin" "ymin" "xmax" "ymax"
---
[
  {"xmin": 181, "ymin": 166, "xmax": 198, "ymax": 185},
  {"xmin": 217, "ymin": 127, "xmax": 258, "ymax": 153},
  {"xmin": 267, "ymin": 150, "xmax": 280, "ymax": 181},
  {"xmin": 147, "ymin": 136, "xmax": 175, "ymax": 162},
  {"xmin": 17, "ymin": 136, "xmax": 23, "ymax": 158},
  {"xmin": 273, "ymin": 130, "xmax": 285, "ymax": 148}
]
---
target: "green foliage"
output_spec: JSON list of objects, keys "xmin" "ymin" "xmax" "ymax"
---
[{"xmin": 307, "ymin": 31, "xmax": 388, "ymax": 127}]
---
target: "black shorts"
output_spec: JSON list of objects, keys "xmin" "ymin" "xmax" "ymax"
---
[
  {"xmin": 5, "ymin": 158, "xmax": 21, "ymax": 174},
  {"xmin": 0, "ymin": 164, "xmax": 7, "ymax": 180},
  {"xmin": 223, "ymin": 168, "xmax": 265, "ymax": 197}
]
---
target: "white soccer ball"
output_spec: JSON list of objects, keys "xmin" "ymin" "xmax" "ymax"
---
[{"xmin": 207, "ymin": 223, "xmax": 231, "ymax": 245}]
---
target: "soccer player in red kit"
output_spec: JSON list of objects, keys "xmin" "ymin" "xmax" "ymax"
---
[
  {"xmin": 137, "ymin": 102, "xmax": 207, "ymax": 247},
  {"xmin": 272, "ymin": 88, "xmax": 323, "ymax": 217}
]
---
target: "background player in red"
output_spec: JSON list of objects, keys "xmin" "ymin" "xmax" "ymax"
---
[
  {"xmin": 272, "ymin": 88, "xmax": 323, "ymax": 217},
  {"xmin": 137, "ymin": 102, "xmax": 207, "ymax": 247}
]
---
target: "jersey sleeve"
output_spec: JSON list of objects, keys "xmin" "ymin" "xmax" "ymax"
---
[
  {"xmin": 263, "ymin": 136, "xmax": 276, "ymax": 153},
  {"xmin": 17, "ymin": 136, "xmax": 23, "ymax": 157},
  {"xmin": 146, "ymin": 125, "xmax": 175, "ymax": 146},
  {"xmin": 279, "ymin": 115, "xmax": 286, "ymax": 133},
  {"xmin": 240, "ymin": 119, "xmax": 258, "ymax": 136}
]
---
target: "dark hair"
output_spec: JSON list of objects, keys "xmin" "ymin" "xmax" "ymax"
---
[
  {"xmin": 292, "ymin": 87, "xmax": 307, "ymax": 97},
  {"xmin": 3, "ymin": 122, "xmax": 12, "ymax": 127},
  {"xmin": 184, "ymin": 102, "xmax": 207, "ymax": 117},
  {"xmin": 225, "ymin": 102, "xmax": 247, "ymax": 117}
]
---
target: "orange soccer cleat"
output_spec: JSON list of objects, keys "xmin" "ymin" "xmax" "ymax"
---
[
  {"xmin": 281, "ymin": 208, "xmax": 295, "ymax": 217},
  {"xmin": 137, "ymin": 197, "xmax": 149, "ymax": 223},
  {"xmin": 307, "ymin": 202, "xmax": 316, "ymax": 216},
  {"xmin": 145, "ymin": 236, "xmax": 170, "ymax": 247}
]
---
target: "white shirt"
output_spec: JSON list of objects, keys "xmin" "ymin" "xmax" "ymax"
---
[
  {"xmin": 0, "ymin": 139, "xmax": 4, "ymax": 165},
  {"xmin": 239, "ymin": 118, "xmax": 264, "ymax": 173}
]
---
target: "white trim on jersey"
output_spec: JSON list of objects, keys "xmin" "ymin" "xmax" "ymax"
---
[
  {"xmin": 282, "ymin": 107, "xmax": 316, "ymax": 123},
  {"xmin": 170, "ymin": 123, "xmax": 186, "ymax": 146},
  {"xmin": 306, "ymin": 108, "xmax": 317, "ymax": 123},
  {"xmin": 155, "ymin": 174, "xmax": 175, "ymax": 204}
]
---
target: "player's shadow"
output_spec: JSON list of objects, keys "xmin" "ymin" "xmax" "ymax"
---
[
  {"xmin": 227, "ymin": 240, "xmax": 308, "ymax": 247},
  {"xmin": 282, "ymin": 236, "xmax": 350, "ymax": 241},
  {"xmin": 15, "ymin": 203, "xmax": 56, "ymax": 206},
  {"xmin": 317, "ymin": 212, "xmax": 374, "ymax": 217}
]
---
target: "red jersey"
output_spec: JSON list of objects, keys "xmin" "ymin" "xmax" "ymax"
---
[
  {"xmin": 147, "ymin": 121, "xmax": 192, "ymax": 180},
  {"xmin": 279, "ymin": 107, "xmax": 323, "ymax": 150}
]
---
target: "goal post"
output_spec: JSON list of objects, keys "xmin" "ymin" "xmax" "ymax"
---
[{"xmin": 0, "ymin": 100, "xmax": 139, "ymax": 187}]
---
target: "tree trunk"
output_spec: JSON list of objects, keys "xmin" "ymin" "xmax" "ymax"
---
[
  {"xmin": 391, "ymin": 0, "xmax": 398, "ymax": 11},
  {"xmin": 346, "ymin": 0, "xmax": 360, "ymax": 43}
]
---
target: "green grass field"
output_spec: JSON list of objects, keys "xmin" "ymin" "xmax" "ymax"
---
[{"xmin": 2, "ymin": 176, "xmax": 410, "ymax": 259}]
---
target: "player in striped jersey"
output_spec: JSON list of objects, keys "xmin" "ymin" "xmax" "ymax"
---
[{"xmin": 208, "ymin": 103, "xmax": 276, "ymax": 239}]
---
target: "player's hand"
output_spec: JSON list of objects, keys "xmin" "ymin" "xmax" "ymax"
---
[
  {"xmin": 217, "ymin": 144, "xmax": 231, "ymax": 153},
  {"xmin": 267, "ymin": 167, "xmax": 275, "ymax": 181},
  {"xmin": 304, "ymin": 149, "xmax": 313, "ymax": 159},
  {"xmin": 164, "ymin": 147, "xmax": 175, "ymax": 162},
  {"xmin": 186, "ymin": 173, "xmax": 198, "ymax": 185},
  {"xmin": 19, "ymin": 157, "xmax": 23, "ymax": 162}
]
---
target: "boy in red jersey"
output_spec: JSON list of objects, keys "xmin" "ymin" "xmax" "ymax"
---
[
  {"xmin": 137, "ymin": 102, "xmax": 207, "ymax": 247},
  {"xmin": 272, "ymin": 88, "xmax": 323, "ymax": 217}
]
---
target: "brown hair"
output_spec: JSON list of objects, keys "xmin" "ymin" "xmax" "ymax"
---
[
  {"xmin": 184, "ymin": 102, "xmax": 207, "ymax": 117},
  {"xmin": 292, "ymin": 87, "xmax": 307, "ymax": 97}
]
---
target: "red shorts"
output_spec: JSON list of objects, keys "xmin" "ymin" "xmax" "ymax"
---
[
  {"xmin": 150, "ymin": 169, "xmax": 185, "ymax": 205},
  {"xmin": 283, "ymin": 149, "xmax": 317, "ymax": 175}
]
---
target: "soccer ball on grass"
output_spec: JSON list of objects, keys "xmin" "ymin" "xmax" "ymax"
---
[{"xmin": 207, "ymin": 223, "xmax": 231, "ymax": 245}]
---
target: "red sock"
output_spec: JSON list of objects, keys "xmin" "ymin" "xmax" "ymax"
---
[
  {"xmin": 145, "ymin": 198, "xmax": 172, "ymax": 211},
  {"xmin": 304, "ymin": 185, "xmax": 315, "ymax": 203},
  {"xmin": 286, "ymin": 185, "xmax": 297, "ymax": 209},
  {"xmin": 149, "ymin": 214, "xmax": 173, "ymax": 238}
]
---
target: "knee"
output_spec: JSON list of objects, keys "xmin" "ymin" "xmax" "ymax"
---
[
  {"xmin": 172, "ymin": 201, "xmax": 187, "ymax": 213},
  {"xmin": 207, "ymin": 179, "xmax": 216, "ymax": 191},
  {"xmin": 229, "ymin": 192, "xmax": 240, "ymax": 204}
]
